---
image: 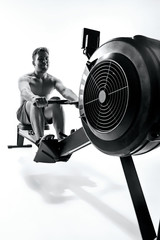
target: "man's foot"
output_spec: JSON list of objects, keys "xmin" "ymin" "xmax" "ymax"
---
[
  {"xmin": 58, "ymin": 129, "xmax": 76, "ymax": 141},
  {"xmin": 58, "ymin": 132, "xmax": 68, "ymax": 141},
  {"xmin": 35, "ymin": 135, "xmax": 55, "ymax": 147}
]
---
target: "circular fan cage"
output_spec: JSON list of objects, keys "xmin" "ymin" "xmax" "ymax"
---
[
  {"xmin": 80, "ymin": 36, "xmax": 160, "ymax": 156},
  {"xmin": 83, "ymin": 59, "xmax": 129, "ymax": 134}
]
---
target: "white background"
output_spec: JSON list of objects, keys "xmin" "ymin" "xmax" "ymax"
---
[{"xmin": 1, "ymin": 0, "xmax": 160, "ymax": 239}]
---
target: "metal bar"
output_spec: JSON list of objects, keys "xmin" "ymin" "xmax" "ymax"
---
[
  {"xmin": 120, "ymin": 156, "xmax": 156, "ymax": 240},
  {"xmin": 8, "ymin": 144, "xmax": 32, "ymax": 149},
  {"xmin": 59, "ymin": 127, "xmax": 90, "ymax": 156}
]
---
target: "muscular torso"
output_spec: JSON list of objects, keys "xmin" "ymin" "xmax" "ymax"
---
[{"xmin": 28, "ymin": 72, "xmax": 55, "ymax": 97}]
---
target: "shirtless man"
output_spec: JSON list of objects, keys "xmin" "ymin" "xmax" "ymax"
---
[{"xmin": 17, "ymin": 47, "xmax": 78, "ymax": 145}]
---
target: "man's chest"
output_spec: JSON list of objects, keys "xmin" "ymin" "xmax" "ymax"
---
[{"xmin": 29, "ymin": 77, "xmax": 54, "ymax": 96}]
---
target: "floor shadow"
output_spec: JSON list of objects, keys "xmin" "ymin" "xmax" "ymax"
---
[
  {"xmin": 19, "ymin": 157, "xmax": 140, "ymax": 239},
  {"xmin": 24, "ymin": 173, "xmax": 96, "ymax": 204},
  {"xmin": 23, "ymin": 172, "xmax": 140, "ymax": 238}
]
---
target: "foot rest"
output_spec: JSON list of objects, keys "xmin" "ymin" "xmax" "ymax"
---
[{"xmin": 34, "ymin": 135, "xmax": 72, "ymax": 163}]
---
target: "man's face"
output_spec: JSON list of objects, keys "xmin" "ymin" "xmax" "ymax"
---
[{"xmin": 33, "ymin": 51, "xmax": 49, "ymax": 73}]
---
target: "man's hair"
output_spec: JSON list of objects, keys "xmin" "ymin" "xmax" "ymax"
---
[{"xmin": 32, "ymin": 47, "xmax": 49, "ymax": 61}]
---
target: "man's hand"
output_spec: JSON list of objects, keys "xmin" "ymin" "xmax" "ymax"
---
[
  {"xmin": 32, "ymin": 97, "xmax": 48, "ymax": 108},
  {"xmin": 75, "ymin": 101, "xmax": 79, "ymax": 109}
]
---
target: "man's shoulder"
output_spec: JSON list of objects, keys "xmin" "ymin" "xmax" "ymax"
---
[
  {"xmin": 19, "ymin": 72, "xmax": 34, "ymax": 81},
  {"xmin": 47, "ymin": 73, "xmax": 58, "ymax": 81},
  {"xmin": 46, "ymin": 73, "xmax": 60, "ymax": 84}
]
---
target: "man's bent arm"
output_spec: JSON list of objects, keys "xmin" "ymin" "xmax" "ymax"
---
[
  {"xmin": 18, "ymin": 76, "xmax": 39, "ymax": 102},
  {"xmin": 54, "ymin": 79, "xmax": 78, "ymax": 101}
]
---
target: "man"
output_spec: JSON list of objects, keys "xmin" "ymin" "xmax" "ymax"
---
[{"xmin": 17, "ymin": 47, "xmax": 78, "ymax": 146}]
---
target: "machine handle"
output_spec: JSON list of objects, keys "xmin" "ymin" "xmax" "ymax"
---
[
  {"xmin": 33, "ymin": 98, "xmax": 78, "ymax": 107},
  {"xmin": 48, "ymin": 99, "xmax": 78, "ymax": 105}
]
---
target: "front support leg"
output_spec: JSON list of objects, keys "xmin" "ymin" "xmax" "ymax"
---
[
  {"xmin": 120, "ymin": 155, "xmax": 156, "ymax": 240},
  {"xmin": 157, "ymin": 222, "xmax": 160, "ymax": 240}
]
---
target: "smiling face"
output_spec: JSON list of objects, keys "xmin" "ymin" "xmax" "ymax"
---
[{"xmin": 33, "ymin": 50, "xmax": 49, "ymax": 74}]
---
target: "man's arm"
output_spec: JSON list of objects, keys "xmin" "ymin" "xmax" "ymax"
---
[
  {"xmin": 54, "ymin": 78, "xmax": 78, "ymax": 102},
  {"xmin": 18, "ymin": 75, "xmax": 39, "ymax": 103},
  {"xmin": 18, "ymin": 76, "xmax": 47, "ymax": 107}
]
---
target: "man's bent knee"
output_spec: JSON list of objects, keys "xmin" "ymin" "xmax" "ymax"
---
[{"xmin": 26, "ymin": 101, "xmax": 44, "ymax": 119}]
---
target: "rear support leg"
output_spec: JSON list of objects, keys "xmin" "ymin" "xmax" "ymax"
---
[{"xmin": 17, "ymin": 127, "xmax": 24, "ymax": 146}]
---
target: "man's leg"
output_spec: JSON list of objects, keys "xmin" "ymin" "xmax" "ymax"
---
[
  {"xmin": 25, "ymin": 101, "xmax": 45, "ymax": 141},
  {"xmin": 44, "ymin": 99, "xmax": 65, "ymax": 140}
]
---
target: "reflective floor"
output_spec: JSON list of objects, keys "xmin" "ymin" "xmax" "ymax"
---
[{"xmin": 1, "ymin": 135, "xmax": 160, "ymax": 240}]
